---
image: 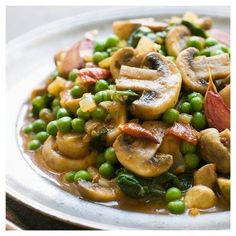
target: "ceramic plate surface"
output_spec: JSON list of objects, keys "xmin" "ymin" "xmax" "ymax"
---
[{"xmin": 6, "ymin": 6, "xmax": 230, "ymax": 229}]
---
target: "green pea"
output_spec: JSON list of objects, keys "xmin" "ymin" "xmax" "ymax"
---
[
  {"xmin": 104, "ymin": 147, "xmax": 118, "ymax": 164},
  {"xmin": 28, "ymin": 139, "xmax": 41, "ymax": 150},
  {"xmin": 165, "ymin": 187, "xmax": 182, "ymax": 202},
  {"xmin": 93, "ymin": 41, "xmax": 106, "ymax": 52},
  {"xmin": 187, "ymin": 36, "xmax": 204, "ymax": 50},
  {"xmin": 76, "ymin": 108, "xmax": 90, "ymax": 120},
  {"xmin": 93, "ymin": 52, "xmax": 106, "ymax": 64},
  {"xmin": 210, "ymin": 49, "xmax": 224, "ymax": 56},
  {"xmin": 74, "ymin": 170, "xmax": 92, "ymax": 182},
  {"xmin": 95, "ymin": 80, "xmax": 109, "ymax": 93},
  {"xmin": 191, "ymin": 112, "xmax": 207, "ymax": 130},
  {"xmin": 46, "ymin": 120, "xmax": 58, "ymax": 136},
  {"xmin": 147, "ymin": 33, "xmax": 156, "ymax": 42},
  {"xmin": 155, "ymin": 31, "xmax": 166, "ymax": 44},
  {"xmin": 23, "ymin": 124, "xmax": 33, "ymax": 134},
  {"xmin": 56, "ymin": 108, "xmax": 70, "ymax": 119},
  {"xmin": 99, "ymin": 162, "xmax": 115, "ymax": 179},
  {"xmin": 105, "ymin": 35, "xmax": 120, "ymax": 48},
  {"xmin": 180, "ymin": 102, "xmax": 191, "ymax": 114},
  {"xmin": 70, "ymin": 85, "xmax": 83, "ymax": 98},
  {"xmin": 220, "ymin": 44, "xmax": 230, "ymax": 54},
  {"xmin": 94, "ymin": 91, "xmax": 111, "ymax": 104},
  {"xmin": 32, "ymin": 96, "xmax": 45, "ymax": 115},
  {"xmin": 163, "ymin": 108, "xmax": 179, "ymax": 124},
  {"xmin": 101, "ymin": 51, "xmax": 109, "ymax": 59},
  {"xmin": 57, "ymin": 116, "xmax": 72, "ymax": 133},
  {"xmin": 200, "ymin": 48, "xmax": 211, "ymax": 57},
  {"xmin": 32, "ymin": 119, "xmax": 46, "ymax": 133},
  {"xmin": 64, "ymin": 171, "xmax": 77, "ymax": 183},
  {"xmin": 68, "ymin": 69, "xmax": 78, "ymax": 82},
  {"xmin": 36, "ymin": 131, "xmax": 49, "ymax": 144},
  {"xmin": 52, "ymin": 98, "xmax": 60, "ymax": 108},
  {"xmin": 180, "ymin": 141, "xmax": 196, "ymax": 154},
  {"xmin": 91, "ymin": 107, "xmax": 107, "ymax": 121},
  {"xmin": 96, "ymin": 153, "xmax": 106, "ymax": 166},
  {"xmin": 187, "ymin": 92, "xmax": 203, "ymax": 102},
  {"xmin": 205, "ymin": 38, "xmax": 218, "ymax": 47},
  {"xmin": 190, "ymin": 96, "xmax": 203, "ymax": 112},
  {"xmin": 72, "ymin": 118, "xmax": 85, "ymax": 133},
  {"xmin": 168, "ymin": 200, "xmax": 185, "ymax": 214},
  {"xmin": 184, "ymin": 153, "xmax": 200, "ymax": 169}
]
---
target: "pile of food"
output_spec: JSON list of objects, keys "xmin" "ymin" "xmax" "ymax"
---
[{"xmin": 21, "ymin": 12, "xmax": 230, "ymax": 215}]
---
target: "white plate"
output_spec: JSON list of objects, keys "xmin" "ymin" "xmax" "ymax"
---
[{"xmin": 6, "ymin": 6, "xmax": 230, "ymax": 230}]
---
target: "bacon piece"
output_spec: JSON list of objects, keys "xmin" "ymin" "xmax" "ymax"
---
[
  {"xmin": 208, "ymin": 29, "xmax": 230, "ymax": 46},
  {"xmin": 76, "ymin": 68, "xmax": 111, "ymax": 84},
  {"xmin": 204, "ymin": 77, "xmax": 230, "ymax": 132},
  {"xmin": 120, "ymin": 123, "xmax": 160, "ymax": 143},
  {"xmin": 166, "ymin": 122, "xmax": 199, "ymax": 145},
  {"xmin": 58, "ymin": 31, "xmax": 95, "ymax": 76}
]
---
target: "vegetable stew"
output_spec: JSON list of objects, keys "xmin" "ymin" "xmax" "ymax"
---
[{"xmin": 21, "ymin": 12, "xmax": 230, "ymax": 216}]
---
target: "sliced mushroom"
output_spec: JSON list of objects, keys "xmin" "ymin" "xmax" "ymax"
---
[
  {"xmin": 158, "ymin": 135, "xmax": 186, "ymax": 174},
  {"xmin": 182, "ymin": 12, "xmax": 212, "ymax": 30},
  {"xmin": 112, "ymin": 18, "xmax": 167, "ymax": 40},
  {"xmin": 116, "ymin": 52, "xmax": 182, "ymax": 120},
  {"xmin": 194, "ymin": 164, "xmax": 217, "ymax": 189},
  {"xmin": 56, "ymin": 132, "xmax": 90, "ymax": 159},
  {"xmin": 113, "ymin": 121, "xmax": 173, "ymax": 177},
  {"xmin": 99, "ymin": 101, "xmax": 127, "ymax": 144},
  {"xmin": 77, "ymin": 179, "xmax": 121, "ymax": 202},
  {"xmin": 184, "ymin": 185, "xmax": 217, "ymax": 209},
  {"xmin": 165, "ymin": 25, "xmax": 191, "ymax": 57},
  {"xmin": 42, "ymin": 136, "xmax": 97, "ymax": 172},
  {"xmin": 110, "ymin": 47, "xmax": 139, "ymax": 79},
  {"xmin": 199, "ymin": 128, "xmax": 230, "ymax": 174},
  {"xmin": 217, "ymin": 178, "xmax": 230, "ymax": 201},
  {"xmin": 176, "ymin": 47, "xmax": 230, "ymax": 94},
  {"xmin": 219, "ymin": 84, "xmax": 230, "ymax": 108}
]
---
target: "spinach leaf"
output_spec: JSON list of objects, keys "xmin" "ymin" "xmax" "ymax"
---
[
  {"xmin": 128, "ymin": 27, "xmax": 153, "ymax": 48},
  {"xmin": 90, "ymin": 127, "xmax": 108, "ymax": 152},
  {"xmin": 117, "ymin": 173, "xmax": 146, "ymax": 198},
  {"xmin": 181, "ymin": 20, "xmax": 207, "ymax": 38}
]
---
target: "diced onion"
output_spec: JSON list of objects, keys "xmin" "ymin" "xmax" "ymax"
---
[{"xmin": 79, "ymin": 93, "xmax": 97, "ymax": 112}]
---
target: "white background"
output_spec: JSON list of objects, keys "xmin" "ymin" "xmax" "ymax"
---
[{"xmin": 6, "ymin": 6, "xmax": 118, "ymax": 42}]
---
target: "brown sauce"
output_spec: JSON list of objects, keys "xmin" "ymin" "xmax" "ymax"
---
[{"xmin": 18, "ymin": 104, "xmax": 230, "ymax": 215}]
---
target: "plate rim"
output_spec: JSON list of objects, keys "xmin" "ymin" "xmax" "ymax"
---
[{"xmin": 6, "ymin": 6, "xmax": 230, "ymax": 230}]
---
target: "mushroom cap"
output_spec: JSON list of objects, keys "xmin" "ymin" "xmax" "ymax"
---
[
  {"xmin": 116, "ymin": 52, "xmax": 182, "ymax": 120},
  {"xmin": 77, "ymin": 179, "xmax": 121, "ymax": 202},
  {"xmin": 42, "ymin": 136, "xmax": 97, "ymax": 172},
  {"xmin": 217, "ymin": 178, "xmax": 230, "ymax": 201},
  {"xmin": 166, "ymin": 25, "xmax": 191, "ymax": 57},
  {"xmin": 184, "ymin": 185, "xmax": 217, "ymax": 209},
  {"xmin": 219, "ymin": 84, "xmax": 230, "ymax": 108},
  {"xmin": 110, "ymin": 47, "xmax": 138, "ymax": 79},
  {"xmin": 99, "ymin": 101, "xmax": 127, "ymax": 144},
  {"xmin": 113, "ymin": 121, "xmax": 173, "ymax": 177},
  {"xmin": 158, "ymin": 134, "xmax": 186, "ymax": 174},
  {"xmin": 56, "ymin": 132, "xmax": 90, "ymax": 159},
  {"xmin": 194, "ymin": 164, "xmax": 217, "ymax": 189},
  {"xmin": 176, "ymin": 47, "xmax": 230, "ymax": 94},
  {"xmin": 112, "ymin": 18, "xmax": 167, "ymax": 40},
  {"xmin": 199, "ymin": 128, "xmax": 230, "ymax": 174}
]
